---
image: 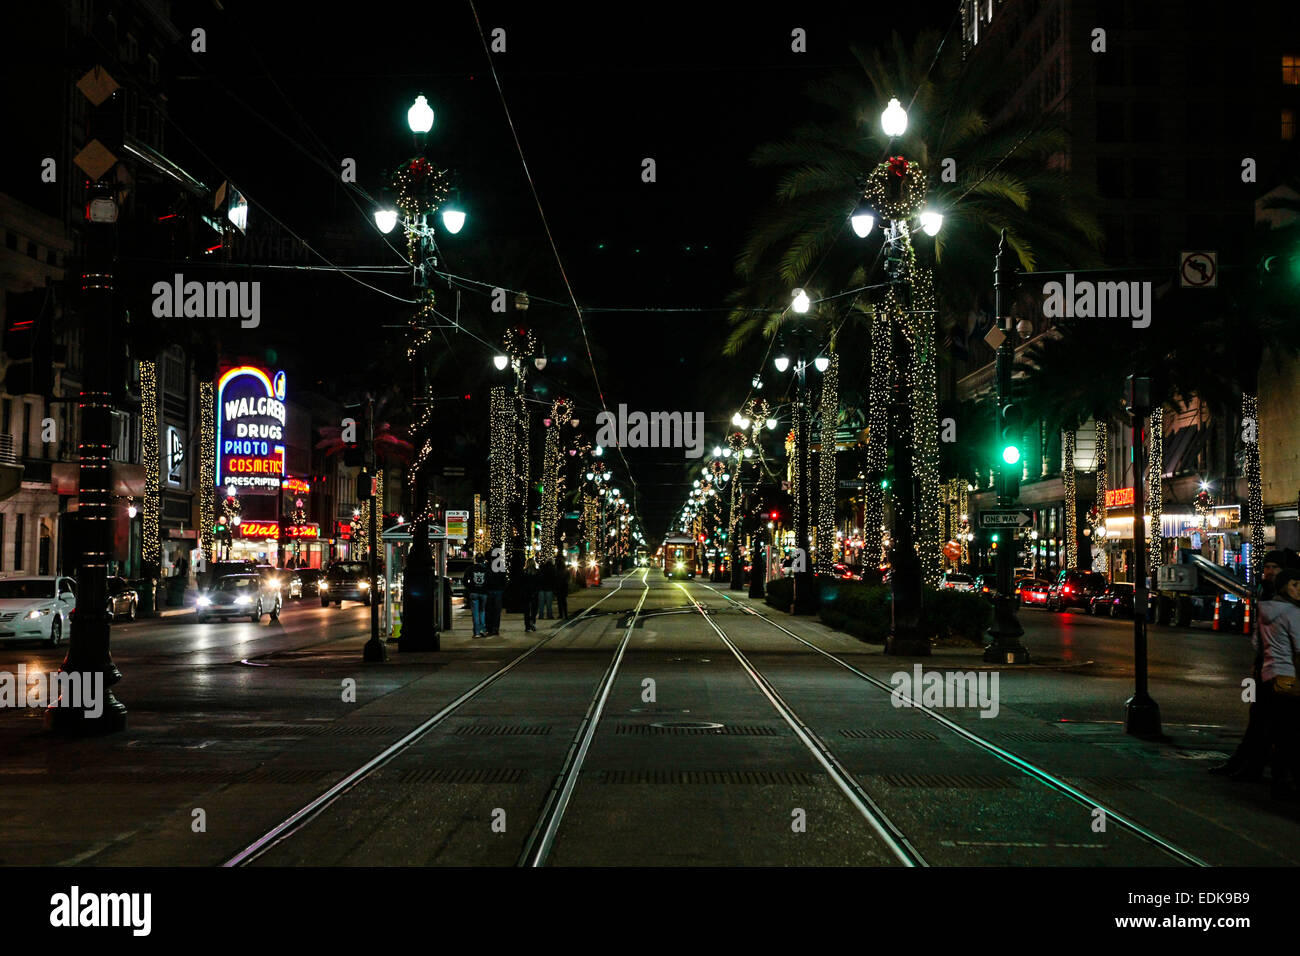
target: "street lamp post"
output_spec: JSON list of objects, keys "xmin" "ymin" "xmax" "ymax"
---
[
  {"xmin": 778, "ymin": 295, "xmax": 826, "ymax": 615},
  {"xmin": 983, "ymin": 231, "xmax": 1030, "ymax": 664},
  {"xmin": 1124, "ymin": 374, "xmax": 1161, "ymax": 736},
  {"xmin": 374, "ymin": 95, "xmax": 468, "ymax": 653}
]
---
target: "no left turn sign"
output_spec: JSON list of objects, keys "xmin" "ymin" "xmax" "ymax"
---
[{"xmin": 1179, "ymin": 251, "xmax": 1217, "ymax": 288}]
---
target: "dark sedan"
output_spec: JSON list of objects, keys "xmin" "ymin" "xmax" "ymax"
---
[
  {"xmin": 105, "ymin": 576, "xmax": 138, "ymax": 621},
  {"xmin": 1047, "ymin": 569, "xmax": 1109, "ymax": 612},
  {"xmin": 288, "ymin": 568, "xmax": 324, "ymax": 599},
  {"xmin": 1088, "ymin": 582, "xmax": 1134, "ymax": 618},
  {"xmin": 319, "ymin": 562, "xmax": 380, "ymax": 607}
]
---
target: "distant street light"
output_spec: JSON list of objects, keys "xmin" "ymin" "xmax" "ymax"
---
[{"xmin": 791, "ymin": 288, "xmax": 811, "ymax": 314}]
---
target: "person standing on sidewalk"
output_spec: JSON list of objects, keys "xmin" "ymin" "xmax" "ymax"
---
[
  {"xmin": 554, "ymin": 554, "xmax": 570, "ymax": 620},
  {"xmin": 485, "ymin": 549, "xmax": 507, "ymax": 637},
  {"xmin": 537, "ymin": 557, "xmax": 556, "ymax": 621},
  {"xmin": 522, "ymin": 558, "xmax": 541, "ymax": 632},
  {"xmin": 1259, "ymin": 568, "xmax": 1300, "ymax": 800},
  {"xmin": 464, "ymin": 553, "xmax": 489, "ymax": 638},
  {"xmin": 1211, "ymin": 550, "xmax": 1295, "ymax": 779}
]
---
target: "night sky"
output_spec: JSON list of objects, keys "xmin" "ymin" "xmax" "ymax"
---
[{"xmin": 11, "ymin": 0, "xmax": 958, "ymax": 539}]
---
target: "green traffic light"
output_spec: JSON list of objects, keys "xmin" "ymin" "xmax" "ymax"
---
[
  {"xmin": 991, "ymin": 533, "xmax": 1000, "ymax": 542},
  {"xmin": 1002, "ymin": 445, "xmax": 1021, "ymax": 465}
]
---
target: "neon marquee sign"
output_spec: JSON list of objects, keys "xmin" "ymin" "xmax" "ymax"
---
[{"xmin": 217, "ymin": 366, "xmax": 287, "ymax": 493}]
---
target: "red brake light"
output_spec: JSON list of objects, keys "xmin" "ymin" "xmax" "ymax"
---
[{"xmin": 1063, "ymin": 586, "xmax": 1072, "ymax": 594}]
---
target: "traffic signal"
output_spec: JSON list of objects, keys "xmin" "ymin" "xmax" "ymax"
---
[{"xmin": 999, "ymin": 403, "xmax": 1022, "ymax": 500}]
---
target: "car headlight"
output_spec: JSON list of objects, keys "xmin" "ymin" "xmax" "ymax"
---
[
  {"xmin": 319, "ymin": 581, "xmax": 329, "ymax": 590},
  {"xmin": 197, "ymin": 596, "xmax": 212, "ymax": 607},
  {"xmin": 235, "ymin": 595, "xmax": 252, "ymax": 605},
  {"xmin": 26, "ymin": 608, "xmax": 52, "ymax": 620},
  {"xmin": 358, "ymin": 581, "xmax": 369, "ymax": 589},
  {"xmin": 675, "ymin": 562, "xmax": 684, "ymax": 570}
]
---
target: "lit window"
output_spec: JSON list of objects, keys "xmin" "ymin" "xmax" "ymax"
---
[
  {"xmin": 1284, "ymin": 108, "xmax": 1296, "ymax": 142},
  {"xmin": 1283, "ymin": 55, "xmax": 1300, "ymax": 85}
]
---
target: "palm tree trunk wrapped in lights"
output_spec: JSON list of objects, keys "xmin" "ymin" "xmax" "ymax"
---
[
  {"xmin": 1094, "ymin": 419, "xmax": 1109, "ymax": 575},
  {"xmin": 1242, "ymin": 392, "xmax": 1264, "ymax": 580},
  {"xmin": 489, "ymin": 385, "xmax": 513, "ymax": 564},
  {"xmin": 539, "ymin": 398, "xmax": 572, "ymax": 563},
  {"xmin": 864, "ymin": 308, "xmax": 892, "ymax": 571},
  {"xmin": 816, "ymin": 353, "xmax": 839, "ymax": 572},
  {"xmin": 582, "ymin": 493, "xmax": 601, "ymax": 570},
  {"xmin": 1062, "ymin": 427, "xmax": 1077, "ymax": 569},
  {"xmin": 199, "ymin": 382, "xmax": 216, "ymax": 564},
  {"xmin": 908, "ymin": 263, "xmax": 941, "ymax": 586},
  {"xmin": 1147, "ymin": 406, "xmax": 1163, "ymax": 576}
]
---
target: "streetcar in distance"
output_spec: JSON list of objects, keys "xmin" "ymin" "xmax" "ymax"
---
[{"xmin": 662, "ymin": 535, "xmax": 698, "ymax": 579}]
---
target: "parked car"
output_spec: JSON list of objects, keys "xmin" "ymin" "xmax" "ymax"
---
[
  {"xmin": 830, "ymin": 563, "xmax": 862, "ymax": 581},
  {"xmin": 1047, "ymin": 569, "xmax": 1110, "ymax": 612},
  {"xmin": 288, "ymin": 568, "xmax": 323, "ymax": 600},
  {"xmin": 0, "ymin": 576, "xmax": 77, "ymax": 646},
  {"xmin": 1017, "ymin": 577, "xmax": 1052, "ymax": 607},
  {"xmin": 196, "ymin": 573, "xmax": 282, "ymax": 623},
  {"xmin": 1088, "ymin": 581, "xmax": 1134, "ymax": 618},
  {"xmin": 320, "ymin": 561, "xmax": 380, "ymax": 607},
  {"xmin": 973, "ymin": 574, "xmax": 998, "ymax": 599},
  {"xmin": 940, "ymin": 571, "xmax": 975, "ymax": 592},
  {"xmin": 105, "ymin": 575, "xmax": 138, "ymax": 621}
]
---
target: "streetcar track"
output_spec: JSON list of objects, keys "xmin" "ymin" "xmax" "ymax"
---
[
  {"xmin": 518, "ymin": 569, "xmax": 651, "ymax": 866},
  {"xmin": 696, "ymin": 581, "xmax": 1209, "ymax": 867},
  {"xmin": 220, "ymin": 569, "xmax": 644, "ymax": 867},
  {"xmin": 676, "ymin": 583, "xmax": 927, "ymax": 867}
]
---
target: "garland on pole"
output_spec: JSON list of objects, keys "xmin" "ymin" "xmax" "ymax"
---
[
  {"xmin": 1148, "ymin": 406, "xmax": 1163, "ymax": 575},
  {"xmin": 908, "ymin": 260, "xmax": 941, "ymax": 587},
  {"xmin": 816, "ymin": 352, "xmax": 839, "ymax": 573},
  {"xmin": 583, "ymin": 492, "xmax": 600, "ymax": 567}
]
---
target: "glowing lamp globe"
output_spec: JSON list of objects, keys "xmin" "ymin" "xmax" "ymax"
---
[
  {"xmin": 493, "ymin": 354, "xmax": 509, "ymax": 370},
  {"xmin": 791, "ymin": 288, "xmax": 811, "ymax": 314},
  {"xmin": 774, "ymin": 355, "xmax": 791, "ymax": 373},
  {"xmin": 407, "ymin": 95, "xmax": 434, "ymax": 134},
  {"xmin": 374, "ymin": 209, "xmax": 399, "ymax": 234},
  {"xmin": 814, "ymin": 355, "xmax": 830, "ymax": 373},
  {"xmin": 441, "ymin": 207, "xmax": 466, "ymax": 234},
  {"xmin": 881, "ymin": 97, "xmax": 907, "ymax": 137},
  {"xmin": 919, "ymin": 210, "xmax": 944, "ymax": 237}
]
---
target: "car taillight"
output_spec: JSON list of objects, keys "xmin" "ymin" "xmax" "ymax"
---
[{"xmin": 1063, "ymin": 586, "xmax": 1072, "ymax": 594}]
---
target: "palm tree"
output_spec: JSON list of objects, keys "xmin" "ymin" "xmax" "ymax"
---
[{"xmin": 725, "ymin": 28, "xmax": 1104, "ymax": 585}]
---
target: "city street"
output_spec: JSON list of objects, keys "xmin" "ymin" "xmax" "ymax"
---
[
  {"xmin": 1, "ymin": 571, "xmax": 1292, "ymax": 870},
  {"xmin": 5, "ymin": 0, "xmax": 1300, "ymax": 937}
]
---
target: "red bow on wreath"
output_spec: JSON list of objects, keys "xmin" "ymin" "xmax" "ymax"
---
[
  {"xmin": 408, "ymin": 157, "xmax": 431, "ymax": 178},
  {"xmin": 887, "ymin": 155, "xmax": 909, "ymax": 178}
]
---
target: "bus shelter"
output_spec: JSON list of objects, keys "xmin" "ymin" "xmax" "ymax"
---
[{"xmin": 380, "ymin": 522, "xmax": 448, "ymax": 641}]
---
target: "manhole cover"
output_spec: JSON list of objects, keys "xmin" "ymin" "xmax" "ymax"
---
[{"xmin": 650, "ymin": 721, "xmax": 725, "ymax": 730}]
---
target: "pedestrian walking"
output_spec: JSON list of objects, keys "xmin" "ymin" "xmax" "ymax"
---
[
  {"xmin": 464, "ymin": 553, "xmax": 489, "ymax": 638},
  {"xmin": 554, "ymin": 554, "xmax": 570, "ymax": 620},
  {"xmin": 522, "ymin": 558, "xmax": 541, "ymax": 632},
  {"xmin": 1211, "ymin": 550, "xmax": 1295, "ymax": 779},
  {"xmin": 537, "ymin": 558, "xmax": 556, "ymax": 621},
  {"xmin": 485, "ymin": 550, "xmax": 507, "ymax": 636}
]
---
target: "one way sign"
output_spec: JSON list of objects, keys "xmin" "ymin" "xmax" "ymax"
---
[{"xmin": 980, "ymin": 510, "xmax": 1034, "ymax": 529}]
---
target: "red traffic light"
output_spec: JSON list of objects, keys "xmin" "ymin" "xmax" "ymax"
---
[
  {"xmin": 769, "ymin": 510, "xmax": 780, "ymax": 520},
  {"xmin": 698, "ymin": 534, "xmax": 705, "ymax": 542}
]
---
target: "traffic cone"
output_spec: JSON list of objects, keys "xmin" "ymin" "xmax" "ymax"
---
[
  {"xmin": 392, "ymin": 604, "xmax": 402, "ymax": 640},
  {"xmin": 1212, "ymin": 595, "xmax": 1221, "ymax": 632},
  {"xmin": 1242, "ymin": 598, "xmax": 1251, "ymax": 635}
]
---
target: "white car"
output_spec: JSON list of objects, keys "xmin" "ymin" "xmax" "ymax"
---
[
  {"xmin": 0, "ymin": 576, "xmax": 77, "ymax": 646},
  {"xmin": 940, "ymin": 571, "xmax": 976, "ymax": 592}
]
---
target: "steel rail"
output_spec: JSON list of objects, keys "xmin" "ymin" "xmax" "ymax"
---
[
  {"xmin": 221, "ymin": 569, "xmax": 639, "ymax": 867},
  {"xmin": 699, "ymin": 583, "xmax": 1209, "ymax": 868},
  {"xmin": 519, "ymin": 568, "xmax": 651, "ymax": 866},
  {"xmin": 678, "ymin": 584, "xmax": 928, "ymax": 867}
]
